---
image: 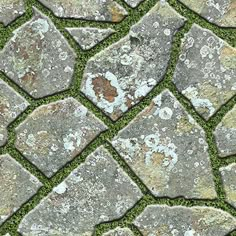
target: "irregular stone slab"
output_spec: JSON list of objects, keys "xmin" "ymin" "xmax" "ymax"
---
[
  {"xmin": 173, "ymin": 24, "xmax": 236, "ymax": 120},
  {"xmin": 0, "ymin": 7, "xmax": 76, "ymax": 98},
  {"xmin": 103, "ymin": 227, "xmax": 134, "ymax": 236},
  {"xmin": 15, "ymin": 98, "xmax": 107, "ymax": 177},
  {"xmin": 220, "ymin": 163, "xmax": 236, "ymax": 208},
  {"xmin": 38, "ymin": 0, "xmax": 128, "ymax": 22},
  {"xmin": 66, "ymin": 27, "xmax": 115, "ymax": 50},
  {"xmin": 178, "ymin": 0, "xmax": 236, "ymax": 28},
  {"xmin": 112, "ymin": 89, "xmax": 217, "ymax": 199},
  {"xmin": 214, "ymin": 105, "xmax": 236, "ymax": 157},
  {"xmin": 123, "ymin": 0, "xmax": 144, "ymax": 8},
  {"xmin": 18, "ymin": 147, "xmax": 143, "ymax": 236},
  {"xmin": 0, "ymin": 0, "xmax": 25, "ymax": 26},
  {"xmin": 0, "ymin": 79, "xmax": 29, "ymax": 147},
  {"xmin": 0, "ymin": 154, "xmax": 42, "ymax": 226},
  {"xmin": 134, "ymin": 205, "xmax": 236, "ymax": 236},
  {"xmin": 81, "ymin": 2, "xmax": 186, "ymax": 121}
]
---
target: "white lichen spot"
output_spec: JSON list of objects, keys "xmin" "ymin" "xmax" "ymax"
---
[
  {"xmin": 63, "ymin": 131, "xmax": 82, "ymax": 152},
  {"xmin": 26, "ymin": 134, "xmax": 36, "ymax": 147},
  {"xmin": 53, "ymin": 182, "xmax": 68, "ymax": 194},
  {"xmin": 157, "ymin": 107, "xmax": 173, "ymax": 120}
]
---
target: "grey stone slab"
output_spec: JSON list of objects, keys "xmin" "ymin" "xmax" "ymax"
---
[
  {"xmin": 123, "ymin": 0, "xmax": 144, "ymax": 8},
  {"xmin": 220, "ymin": 163, "xmax": 236, "ymax": 208},
  {"xmin": 0, "ymin": 79, "xmax": 29, "ymax": 147},
  {"xmin": 15, "ymin": 98, "xmax": 108, "ymax": 177},
  {"xmin": 0, "ymin": 7, "xmax": 76, "ymax": 98},
  {"xmin": 81, "ymin": 2, "xmax": 186, "ymax": 121},
  {"xmin": 66, "ymin": 27, "xmax": 115, "ymax": 50},
  {"xmin": 103, "ymin": 227, "xmax": 134, "ymax": 236},
  {"xmin": 134, "ymin": 205, "xmax": 236, "ymax": 236},
  {"xmin": 0, "ymin": 154, "xmax": 42, "ymax": 226},
  {"xmin": 38, "ymin": 0, "xmax": 128, "ymax": 22},
  {"xmin": 112, "ymin": 89, "xmax": 217, "ymax": 199},
  {"xmin": 18, "ymin": 146, "xmax": 143, "ymax": 236},
  {"xmin": 178, "ymin": 0, "xmax": 236, "ymax": 28},
  {"xmin": 0, "ymin": 0, "xmax": 25, "ymax": 26},
  {"xmin": 173, "ymin": 24, "xmax": 236, "ymax": 120}
]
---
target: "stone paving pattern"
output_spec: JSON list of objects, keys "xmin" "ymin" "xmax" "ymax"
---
[{"xmin": 0, "ymin": 0, "xmax": 236, "ymax": 235}]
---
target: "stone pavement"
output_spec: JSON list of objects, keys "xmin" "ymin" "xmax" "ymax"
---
[{"xmin": 0, "ymin": 0, "xmax": 235, "ymax": 235}]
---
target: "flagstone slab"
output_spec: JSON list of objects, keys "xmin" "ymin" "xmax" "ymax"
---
[
  {"xmin": 0, "ymin": 154, "xmax": 42, "ymax": 226},
  {"xmin": 18, "ymin": 147, "xmax": 143, "ymax": 236},
  {"xmin": 112, "ymin": 89, "xmax": 217, "ymax": 199},
  {"xmin": 81, "ymin": 2, "xmax": 186, "ymax": 121},
  {"xmin": 103, "ymin": 227, "xmax": 134, "ymax": 236},
  {"xmin": 173, "ymin": 24, "xmax": 236, "ymax": 120},
  {"xmin": 15, "ymin": 98, "xmax": 107, "ymax": 177}
]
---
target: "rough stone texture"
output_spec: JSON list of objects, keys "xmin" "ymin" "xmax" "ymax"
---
[
  {"xmin": 18, "ymin": 147, "xmax": 143, "ymax": 236},
  {"xmin": 0, "ymin": 0, "xmax": 25, "ymax": 26},
  {"xmin": 81, "ymin": 2, "xmax": 186, "ymax": 121},
  {"xmin": 103, "ymin": 227, "xmax": 134, "ymax": 236},
  {"xmin": 178, "ymin": 0, "xmax": 236, "ymax": 28},
  {"xmin": 0, "ymin": 154, "xmax": 42, "ymax": 226},
  {"xmin": 0, "ymin": 79, "xmax": 29, "ymax": 147},
  {"xmin": 112, "ymin": 89, "xmax": 217, "ymax": 199},
  {"xmin": 173, "ymin": 24, "xmax": 236, "ymax": 120},
  {"xmin": 134, "ymin": 205, "xmax": 236, "ymax": 236},
  {"xmin": 0, "ymin": 7, "xmax": 76, "ymax": 99},
  {"xmin": 214, "ymin": 104, "xmax": 236, "ymax": 157},
  {"xmin": 220, "ymin": 163, "xmax": 236, "ymax": 208},
  {"xmin": 66, "ymin": 27, "xmax": 115, "ymax": 50},
  {"xmin": 123, "ymin": 0, "xmax": 144, "ymax": 8},
  {"xmin": 38, "ymin": 0, "xmax": 128, "ymax": 23},
  {"xmin": 15, "ymin": 98, "xmax": 107, "ymax": 177}
]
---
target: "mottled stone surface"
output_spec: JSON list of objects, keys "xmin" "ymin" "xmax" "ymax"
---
[
  {"xmin": 81, "ymin": 2, "xmax": 186, "ymax": 120},
  {"xmin": 220, "ymin": 163, "xmax": 236, "ymax": 208},
  {"xmin": 66, "ymin": 27, "xmax": 115, "ymax": 50},
  {"xmin": 112, "ymin": 90, "xmax": 216, "ymax": 199},
  {"xmin": 214, "ymin": 105, "xmax": 236, "ymax": 157},
  {"xmin": 103, "ymin": 227, "xmax": 134, "ymax": 236},
  {"xmin": 0, "ymin": 154, "xmax": 42, "ymax": 226},
  {"xmin": 173, "ymin": 24, "xmax": 236, "ymax": 120},
  {"xmin": 15, "ymin": 98, "xmax": 107, "ymax": 177},
  {"xmin": 38, "ymin": 0, "xmax": 128, "ymax": 22},
  {"xmin": 134, "ymin": 205, "xmax": 236, "ymax": 236},
  {"xmin": 0, "ymin": 0, "xmax": 25, "ymax": 26},
  {"xmin": 18, "ymin": 147, "xmax": 143, "ymax": 236},
  {"xmin": 0, "ymin": 79, "xmax": 29, "ymax": 147},
  {"xmin": 178, "ymin": 0, "xmax": 236, "ymax": 28},
  {"xmin": 0, "ymin": 7, "xmax": 76, "ymax": 98},
  {"xmin": 123, "ymin": 0, "xmax": 144, "ymax": 8}
]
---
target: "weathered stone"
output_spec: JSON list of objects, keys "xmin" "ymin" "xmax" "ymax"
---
[
  {"xmin": 220, "ymin": 163, "xmax": 236, "ymax": 208},
  {"xmin": 173, "ymin": 24, "xmax": 236, "ymax": 120},
  {"xmin": 0, "ymin": 154, "xmax": 42, "ymax": 226},
  {"xmin": 38, "ymin": 0, "xmax": 128, "ymax": 22},
  {"xmin": 0, "ymin": 7, "xmax": 76, "ymax": 98},
  {"xmin": 81, "ymin": 2, "xmax": 186, "ymax": 121},
  {"xmin": 178, "ymin": 0, "xmax": 236, "ymax": 28},
  {"xmin": 0, "ymin": 0, "xmax": 25, "ymax": 26},
  {"xmin": 123, "ymin": 0, "xmax": 144, "ymax": 8},
  {"xmin": 18, "ymin": 147, "xmax": 143, "ymax": 236},
  {"xmin": 214, "ymin": 105, "xmax": 236, "ymax": 157},
  {"xmin": 66, "ymin": 27, "xmax": 115, "ymax": 50},
  {"xmin": 15, "ymin": 98, "xmax": 107, "ymax": 177},
  {"xmin": 0, "ymin": 79, "xmax": 29, "ymax": 147},
  {"xmin": 103, "ymin": 227, "xmax": 134, "ymax": 236},
  {"xmin": 134, "ymin": 205, "xmax": 236, "ymax": 236},
  {"xmin": 112, "ymin": 89, "xmax": 217, "ymax": 199}
]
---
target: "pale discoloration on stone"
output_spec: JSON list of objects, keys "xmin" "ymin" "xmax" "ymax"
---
[
  {"xmin": 123, "ymin": 0, "xmax": 144, "ymax": 8},
  {"xmin": 220, "ymin": 163, "xmax": 236, "ymax": 208},
  {"xmin": 134, "ymin": 205, "xmax": 236, "ymax": 236},
  {"xmin": 173, "ymin": 24, "xmax": 236, "ymax": 120},
  {"xmin": 178, "ymin": 0, "xmax": 236, "ymax": 28},
  {"xmin": 0, "ymin": 154, "xmax": 42, "ymax": 226},
  {"xmin": 66, "ymin": 27, "xmax": 115, "ymax": 50},
  {"xmin": 18, "ymin": 147, "xmax": 143, "ymax": 236},
  {"xmin": 15, "ymin": 98, "xmax": 107, "ymax": 177},
  {"xmin": 0, "ymin": 79, "xmax": 29, "ymax": 147},
  {"xmin": 0, "ymin": 0, "xmax": 25, "ymax": 26},
  {"xmin": 103, "ymin": 227, "xmax": 134, "ymax": 236},
  {"xmin": 112, "ymin": 89, "xmax": 216, "ymax": 199},
  {"xmin": 38, "ymin": 0, "xmax": 128, "ymax": 22},
  {"xmin": 0, "ymin": 7, "xmax": 76, "ymax": 98},
  {"xmin": 81, "ymin": 2, "xmax": 186, "ymax": 121}
]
